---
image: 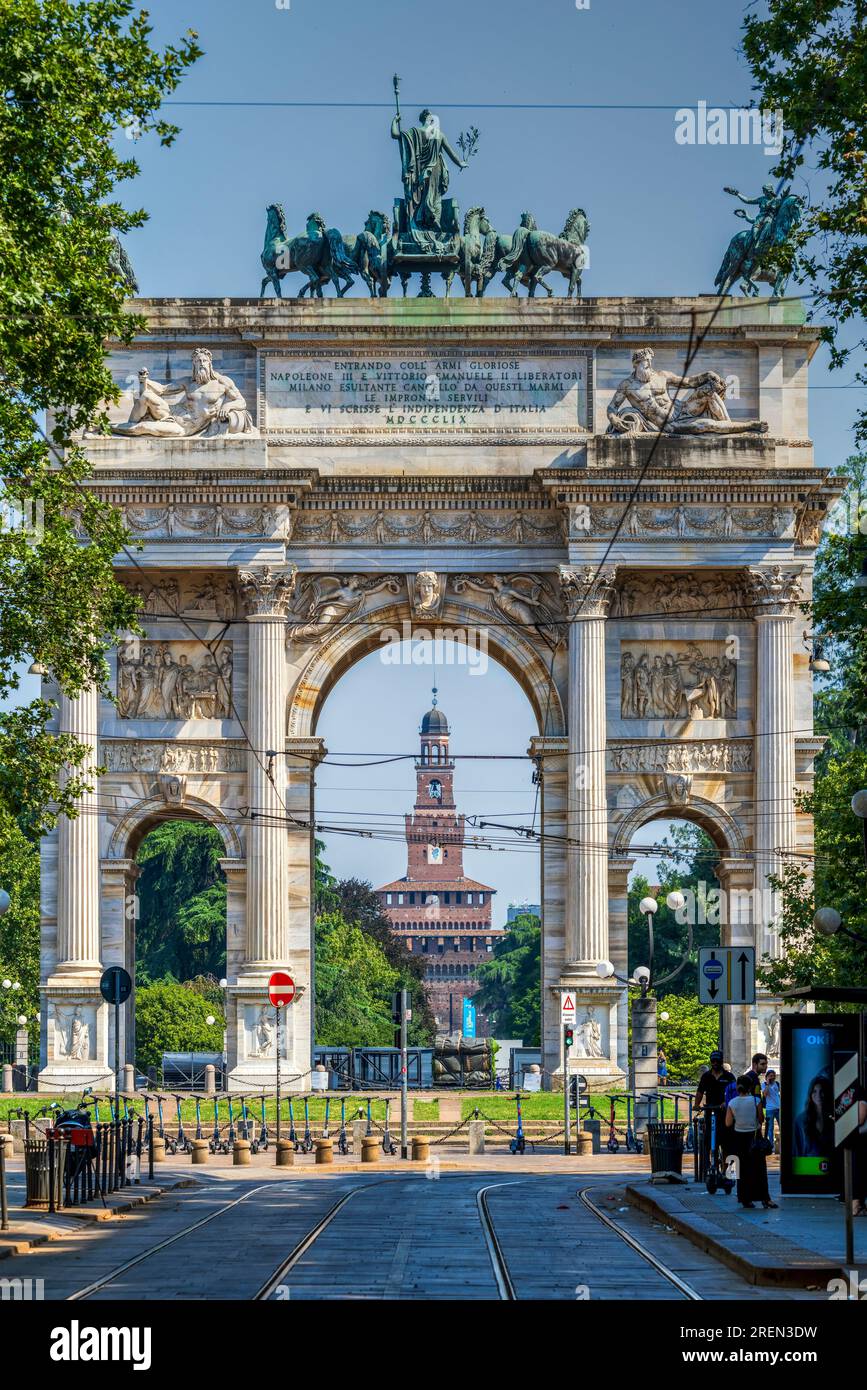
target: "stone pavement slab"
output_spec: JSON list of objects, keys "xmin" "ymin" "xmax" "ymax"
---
[{"xmin": 626, "ymin": 1172, "xmax": 865, "ymax": 1287}]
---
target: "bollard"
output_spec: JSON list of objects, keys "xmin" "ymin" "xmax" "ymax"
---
[
  {"xmin": 361, "ymin": 1136, "xmax": 379, "ymax": 1163},
  {"xmin": 152, "ymin": 1135, "xmax": 166, "ymax": 1164},
  {"xmin": 468, "ymin": 1120, "xmax": 485, "ymax": 1155},
  {"xmin": 576, "ymin": 1131, "xmax": 593, "ymax": 1156},
  {"xmin": 233, "ymin": 1139, "xmax": 251, "ymax": 1166},
  {"xmin": 275, "ymin": 1139, "xmax": 294, "ymax": 1167},
  {"xmin": 411, "ymin": 1135, "xmax": 430, "ymax": 1163},
  {"xmin": 582, "ymin": 1118, "xmax": 601, "ymax": 1155},
  {"xmin": 1, "ymin": 1064, "xmax": 12, "ymax": 1093},
  {"xmin": 123, "ymin": 1063, "xmax": 136, "ymax": 1093},
  {"xmin": 191, "ymin": 1139, "xmax": 209, "ymax": 1165},
  {"xmin": 204, "ymin": 1063, "xmax": 216, "ymax": 1096},
  {"xmin": 315, "ymin": 1138, "xmax": 333, "ymax": 1165},
  {"xmin": 351, "ymin": 1119, "xmax": 367, "ymax": 1157}
]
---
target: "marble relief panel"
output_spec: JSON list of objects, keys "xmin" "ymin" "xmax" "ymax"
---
[{"xmin": 620, "ymin": 640, "xmax": 737, "ymax": 721}]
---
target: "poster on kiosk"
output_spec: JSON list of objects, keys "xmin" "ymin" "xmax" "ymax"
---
[{"xmin": 780, "ymin": 1012, "xmax": 865, "ymax": 1194}]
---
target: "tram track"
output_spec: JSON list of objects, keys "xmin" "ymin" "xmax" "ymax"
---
[{"xmin": 62, "ymin": 1172, "xmax": 704, "ymax": 1301}]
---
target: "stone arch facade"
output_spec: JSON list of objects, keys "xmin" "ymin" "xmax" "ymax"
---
[{"xmin": 38, "ymin": 295, "xmax": 838, "ymax": 1091}]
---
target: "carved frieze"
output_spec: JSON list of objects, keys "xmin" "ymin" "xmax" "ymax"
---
[
  {"xmin": 291, "ymin": 508, "xmax": 564, "ymax": 546},
  {"xmin": 120, "ymin": 573, "xmax": 239, "ymax": 620},
  {"xmin": 610, "ymin": 571, "xmax": 750, "ymax": 619},
  {"xmin": 586, "ymin": 502, "xmax": 794, "ymax": 541},
  {"xmin": 620, "ymin": 641, "xmax": 737, "ymax": 720},
  {"xmin": 102, "ymin": 741, "xmax": 246, "ymax": 773},
  {"xmin": 608, "ymin": 741, "xmax": 752, "ymax": 774},
  {"xmin": 124, "ymin": 502, "xmax": 292, "ymax": 541},
  {"xmin": 116, "ymin": 639, "xmax": 232, "ymax": 719}
]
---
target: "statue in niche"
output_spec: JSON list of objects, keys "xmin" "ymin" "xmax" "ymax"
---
[
  {"xmin": 55, "ymin": 1004, "xmax": 90, "ymax": 1061},
  {"xmin": 574, "ymin": 1007, "xmax": 604, "ymax": 1060},
  {"xmin": 112, "ymin": 350, "xmax": 257, "ymax": 438},
  {"xmin": 253, "ymin": 1008, "xmax": 275, "ymax": 1059},
  {"xmin": 606, "ymin": 348, "xmax": 768, "ymax": 436}
]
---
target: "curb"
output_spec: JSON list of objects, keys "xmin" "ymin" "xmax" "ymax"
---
[{"xmin": 625, "ymin": 1181, "xmax": 847, "ymax": 1288}]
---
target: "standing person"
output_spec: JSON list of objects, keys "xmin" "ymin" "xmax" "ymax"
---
[
  {"xmin": 725, "ymin": 1075, "xmax": 777, "ymax": 1210},
  {"xmin": 852, "ymin": 1092, "xmax": 867, "ymax": 1217},
  {"xmin": 744, "ymin": 1052, "xmax": 768, "ymax": 1098},
  {"xmin": 762, "ymin": 1069, "xmax": 781, "ymax": 1152},
  {"xmin": 657, "ymin": 1048, "xmax": 669, "ymax": 1088},
  {"xmin": 695, "ymin": 1050, "xmax": 736, "ymax": 1175}
]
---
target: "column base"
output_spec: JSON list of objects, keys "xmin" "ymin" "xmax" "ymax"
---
[
  {"xmin": 551, "ymin": 982, "xmax": 626, "ymax": 1092},
  {"xmin": 227, "ymin": 971, "xmax": 307, "ymax": 1092}
]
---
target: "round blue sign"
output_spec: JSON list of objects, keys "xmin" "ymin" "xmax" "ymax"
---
[{"xmin": 703, "ymin": 960, "xmax": 724, "ymax": 979}]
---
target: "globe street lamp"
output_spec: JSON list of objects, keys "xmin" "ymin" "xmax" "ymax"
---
[{"xmin": 852, "ymin": 789, "xmax": 867, "ymax": 870}]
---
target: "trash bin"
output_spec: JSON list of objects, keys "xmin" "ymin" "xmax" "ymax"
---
[
  {"xmin": 692, "ymin": 1116, "xmax": 706, "ymax": 1183},
  {"xmin": 645, "ymin": 1122, "xmax": 686, "ymax": 1177},
  {"xmin": 24, "ymin": 1138, "xmax": 67, "ymax": 1210}
]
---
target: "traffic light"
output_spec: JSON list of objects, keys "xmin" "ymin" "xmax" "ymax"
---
[{"xmin": 564, "ymin": 1025, "xmax": 574, "ymax": 1049}]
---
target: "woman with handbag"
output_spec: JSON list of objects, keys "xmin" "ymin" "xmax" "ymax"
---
[{"xmin": 725, "ymin": 1075, "xmax": 778, "ymax": 1209}]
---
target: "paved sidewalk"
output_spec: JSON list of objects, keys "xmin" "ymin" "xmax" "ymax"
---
[
  {"xmin": 0, "ymin": 1173, "xmax": 196, "ymax": 1260},
  {"xmin": 627, "ymin": 1172, "xmax": 866, "ymax": 1287}
]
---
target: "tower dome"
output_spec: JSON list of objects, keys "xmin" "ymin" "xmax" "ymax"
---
[{"xmin": 420, "ymin": 685, "xmax": 449, "ymax": 735}]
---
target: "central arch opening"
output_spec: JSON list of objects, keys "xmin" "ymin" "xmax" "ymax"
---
[{"xmin": 313, "ymin": 637, "xmax": 542, "ymax": 1082}]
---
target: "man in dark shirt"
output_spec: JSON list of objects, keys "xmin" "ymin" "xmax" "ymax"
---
[
  {"xmin": 695, "ymin": 1050, "xmax": 736, "ymax": 1170},
  {"xmin": 743, "ymin": 1052, "xmax": 768, "ymax": 1099}
]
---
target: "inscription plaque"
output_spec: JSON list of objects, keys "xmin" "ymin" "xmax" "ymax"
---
[{"xmin": 260, "ymin": 347, "xmax": 591, "ymax": 441}]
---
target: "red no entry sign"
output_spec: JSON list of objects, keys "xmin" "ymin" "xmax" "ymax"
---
[{"xmin": 268, "ymin": 971, "xmax": 295, "ymax": 1008}]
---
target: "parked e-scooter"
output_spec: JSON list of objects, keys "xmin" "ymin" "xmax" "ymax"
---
[
  {"xmin": 256, "ymin": 1093, "xmax": 269, "ymax": 1152},
  {"xmin": 156, "ymin": 1094, "xmax": 175, "ymax": 1155},
  {"xmin": 321, "ymin": 1097, "xmax": 331, "ymax": 1142},
  {"xmin": 299, "ymin": 1097, "xmax": 314, "ymax": 1154},
  {"xmin": 337, "ymin": 1099, "xmax": 349, "ymax": 1156},
  {"xmin": 192, "ymin": 1094, "xmax": 204, "ymax": 1142},
  {"xmin": 705, "ymin": 1106, "xmax": 734, "ymax": 1195},
  {"xmin": 239, "ymin": 1095, "xmax": 257, "ymax": 1152},
  {"xmin": 208, "ymin": 1096, "xmax": 222, "ymax": 1154},
  {"xmin": 172, "ymin": 1094, "xmax": 192, "ymax": 1154},
  {"xmin": 509, "ymin": 1093, "xmax": 526, "ymax": 1154},
  {"xmin": 381, "ymin": 1097, "xmax": 396, "ymax": 1155},
  {"xmin": 605, "ymin": 1094, "xmax": 620, "ymax": 1153},
  {"xmin": 222, "ymin": 1094, "xmax": 238, "ymax": 1154},
  {"xmin": 288, "ymin": 1099, "xmax": 299, "ymax": 1151}
]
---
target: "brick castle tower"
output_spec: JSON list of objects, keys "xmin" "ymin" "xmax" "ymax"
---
[{"xmin": 374, "ymin": 690, "xmax": 501, "ymax": 1035}]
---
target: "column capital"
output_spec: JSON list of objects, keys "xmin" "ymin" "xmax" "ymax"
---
[
  {"xmin": 237, "ymin": 564, "xmax": 298, "ymax": 618},
  {"xmin": 745, "ymin": 564, "xmax": 804, "ymax": 618},
  {"xmin": 558, "ymin": 564, "xmax": 618, "ymax": 621}
]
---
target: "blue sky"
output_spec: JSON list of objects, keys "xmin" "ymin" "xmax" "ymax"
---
[{"xmin": 20, "ymin": 0, "xmax": 867, "ymax": 914}]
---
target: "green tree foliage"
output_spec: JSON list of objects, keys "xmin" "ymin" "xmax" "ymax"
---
[
  {"xmin": 0, "ymin": 0, "xmax": 200, "ymax": 830},
  {"xmin": 135, "ymin": 821, "xmax": 226, "ymax": 983},
  {"xmin": 331, "ymin": 878, "xmax": 436, "ymax": 1040},
  {"xmin": 314, "ymin": 912, "xmax": 399, "ymax": 1047},
  {"xmin": 0, "ymin": 812, "xmax": 39, "ymax": 1043},
  {"xmin": 628, "ymin": 824, "xmax": 721, "ymax": 995},
  {"xmin": 742, "ymin": 2, "xmax": 867, "ymax": 440},
  {"xmin": 761, "ymin": 455, "xmax": 867, "ymax": 997},
  {"xmin": 656, "ymin": 994, "xmax": 721, "ymax": 1083},
  {"xmin": 135, "ymin": 980, "xmax": 223, "ymax": 1073},
  {"xmin": 474, "ymin": 914, "xmax": 541, "ymax": 1044}
]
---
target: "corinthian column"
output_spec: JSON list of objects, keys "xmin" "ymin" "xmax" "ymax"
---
[
  {"xmin": 237, "ymin": 565, "xmax": 296, "ymax": 965},
  {"xmin": 559, "ymin": 565, "xmax": 617, "ymax": 974},
  {"xmin": 747, "ymin": 566, "xmax": 802, "ymax": 959},
  {"xmin": 55, "ymin": 686, "xmax": 101, "ymax": 975}
]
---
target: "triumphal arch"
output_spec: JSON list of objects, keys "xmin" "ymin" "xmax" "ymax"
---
[{"xmin": 38, "ymin": 112, "xmax": 836, "ymax": 1091}]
